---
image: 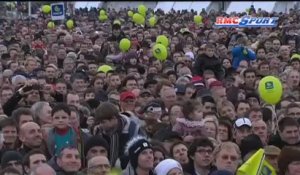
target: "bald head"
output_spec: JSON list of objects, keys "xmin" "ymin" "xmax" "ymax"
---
[
  {"xmin": 20, "ymin": 122, "xmax": 40, "ymax": 133},
  {"xmin": 88, "ymin": 156, "xmax": 110, "ymax": 168},
  {"xmin": 19, "ymin": 122, "xmax": 42, "ymax": 148},
  {"xmin": 30, "ymin": 164, "xmax": 55, "ymax": 175},
  {"xmin": 88, "ymin": 156, "xmax": 110, "ymax": 175}
]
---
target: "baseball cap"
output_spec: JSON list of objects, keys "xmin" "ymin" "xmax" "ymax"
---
[
  {"xmin": 120, "ymin": 91, "xmax": 136, "ymax": 101},
  {"xmin": 234, "ymin": 118, "xmax": 252, "ymax": 128},
  {"xmin": 185, "ymin": 52, "xmax": 194, "ymax": 60}
]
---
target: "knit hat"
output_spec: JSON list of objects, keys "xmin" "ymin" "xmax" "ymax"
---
[
  {"xmin": 240, "ymin": 134, "xmax": 263, "ymax": 159},
  {"xmin": 141, "ymin": 101, "xmax": 162, "ymax": 114},
  {"xmin": 1, "ymin": 151, "xmax": 23, "ymax": 168},
  {"xmin": 154, "ymin": 159, "xmax": 182, "ymax": 175},
  {"xmin": 124, "ymin": 136, "xmax": 152, "ymax": 169},
  {"xmin": 84, "ymin": 136, "xmax": 109, "ymax": 156}
]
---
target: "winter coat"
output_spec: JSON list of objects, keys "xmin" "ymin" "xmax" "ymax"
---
[{"xmin": 193, "ymin": 53, "xmax": 224, "ymax": 80}]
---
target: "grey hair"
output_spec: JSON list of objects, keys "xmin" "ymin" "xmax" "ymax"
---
[
  {"xmin": 11, "ymin": 75, "xmax": 27, "ymax": 86},
  {"xmin": 31, "ymin": 101, "xmax": 50, "ymax": 120},
  {"xmin": 176, "ymin": 76, "xmax": 189, "ymax": 85}
]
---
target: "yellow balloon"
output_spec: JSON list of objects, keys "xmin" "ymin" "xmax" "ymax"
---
[
  {"xmin": 138, "ymin": 5, "xmax": 147, "ymax": 15},
  {"xmin": 152, "ymin": 44, "xmax": 168, "ymax": 61},
  {"xmin": 258, "ymin": 76, "xmax": 283, "ymax": 105},
  {"xmin": 98, "ymin": 65, "xmax": 113, "ymax": 73},
  {"xmin": 148, "ymin": 17, "xmax": 157, "ymax": 27},
  {"xmin": 66, "ymin": 19, "xmax": 74, "ymax": 29},
  {"xmin": 42, "ymin": 5, "xmax": 51, "ymax": 14},
  {"xmin": 100, "ymin": 10, "xmax": 106, "ymax": 15},
  {"xmin": 47, "ymin": 21, "xmax": 55, "ymax": 29},
  {"xmin": 132, "ymin": 13, "xmax": 145, "ymax": 25},
  {"xmin": 128, "ymin": 11, "xmax": 134, "ymax": 17},
  {"xmin": 113, "ymin": 20, "xmax": 121, "ymax": 26},
  {"xmin": 98, "ymin": 15, "xmax": 108, "ymax": 21},
  {"xmin": 119, "ymin": 38, "xmax": 131, "ymax": 52},
  {"xmin": 156, "ymin": 35, "xmax": 169, "ymax": 48},
  {"xmin": 194, "ymin": 15, "xmax": 203, "ymax": 25}
]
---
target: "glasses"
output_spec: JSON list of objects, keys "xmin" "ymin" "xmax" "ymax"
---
[{"xmin": 221, "ymin": 155, "xmax": 238, "ymax": 161}]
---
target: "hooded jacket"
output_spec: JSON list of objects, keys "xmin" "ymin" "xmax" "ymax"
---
[
  {"xmin": 97, "ymin": 114, "xmax": 144, "ymax": 166},
  {"xmin": 193, "ymin": 53, "xmax": 224, "ymax": 80}
]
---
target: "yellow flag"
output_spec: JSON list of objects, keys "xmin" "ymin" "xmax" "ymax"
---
[
  {"xmin": 237, "ymin": 149, "xmax": 277, "ymax": 175},
  {"xmin": 237, "ymin": 149, "xmax": 265, "ymax": 175},
  {"xmin": 261, "ymin": 160, "xmax": 277, "ymax": 175}
]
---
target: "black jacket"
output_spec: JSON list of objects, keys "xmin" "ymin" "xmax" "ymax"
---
[
  {"xmin": 193, "ymin": 53, "xmax": 224, "ymax": 80},
  {"xmin": 107, "ymin": 31, "xmax": 126, "ymax": 43},
  {"xmin": 269, "ymin": 133, "xmax": 300, "ymax": 149}
]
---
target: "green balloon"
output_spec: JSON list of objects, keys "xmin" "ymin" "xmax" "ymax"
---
[
  {"xmin": 100, "ymin": 10, "xmax": 106, "ymax": 15},
  {"xmin": 119, "ymin": 38, "xmax": 131, "ymax": 52},
  {"xmin": 47, "ymin": 21, "xmax": 55, "ymax": 29},
  {"xmin": 132, "ymin": 13, "xmax": 145, "ymax": 25},
  {"xmin": 42, "ymin": 5, "xmax": 51, "ymax": 14},
  {"xmin": 152, "ymin": 44, "xmax": 167, "ymax": 61},
  {"xmin": 98, "ymin": 65, "xmax": 113, "ymax": 73},
  {"xmin": 194, "ymin": 15, "xmax": 203, "ymax": 24},
  {"xmin": 148, "ymin": 17, "xmax": 157, "ymax": 27},
  {"xmin": 66, "ymin": 19, "xmax": 74, "ymax": 29},
  {"xmin": 128, "ymin": 10, "xmax": 133, "ymax": 17},
  {"xmin": 98, "ymin": 15, "xmax": 108, "ymax": 21},
  {"xmin": 156, "ymin": 35, "xmax": 169, "ymax": 47},
  {"xmin": 258, "ymin": 76, "xmax": 283, "ymax": 105},
  {"xmin": 138, "ymin": 5, "xmax": 147, "ymax": 15}
]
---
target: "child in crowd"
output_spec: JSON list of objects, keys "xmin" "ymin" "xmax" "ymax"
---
[
  {"xmin": 45, "ymin": 103, "xmax": 78, "ymax": 157},
  {"xmin": 172, "ymin": 100, "xmax": 206, "ymax": 139}
]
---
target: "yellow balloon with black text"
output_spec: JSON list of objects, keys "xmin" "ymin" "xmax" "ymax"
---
[
  {"xmin": 258, "ymin": 76, "xmax": 283, "ymax": 105},
  {"xmin": 152, "ymin": 44, "xmax": 168, "ymax": 61}
]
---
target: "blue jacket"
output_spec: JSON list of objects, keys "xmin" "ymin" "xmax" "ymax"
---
[{"xmin": 232, "ymin": 46, "xmax": 256, "ymax": 69}]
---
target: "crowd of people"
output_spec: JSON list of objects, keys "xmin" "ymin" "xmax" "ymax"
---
[{"xmin": 0, "ymin": 3, "xmax": 300, "ymax": 175}]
